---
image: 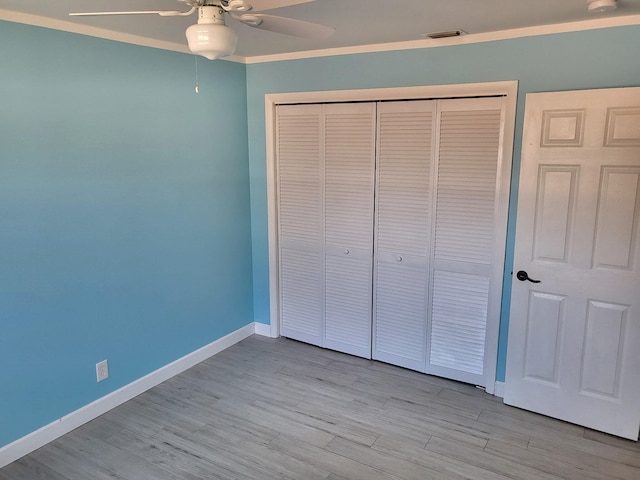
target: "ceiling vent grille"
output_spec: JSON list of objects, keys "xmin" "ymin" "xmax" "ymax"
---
[{"xmin": 424, "ymin": 30, "xmax": 467, "ymax": 39}]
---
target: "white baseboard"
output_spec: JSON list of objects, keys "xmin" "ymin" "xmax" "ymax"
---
[
  {"xmin": 494, "ymin": 381, "xmax": 505, "ymax": 398},
  {"xmin": 254, "ymin": 321, "xmax": 273, "ymax": 337},
  {"xmin": 0, "ymin": 322, "xmax": 259, "ymax": 469}
]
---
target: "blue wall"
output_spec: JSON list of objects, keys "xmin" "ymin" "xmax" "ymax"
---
[
  {"xmin": 2, "ymin": 19, "xmax": 640, "ymax": 450},
  {"xmin": 0, "ymin": 22, "xmax": 253, "ymax": 447},
  {"xmin": 246, "ymin": 26, "xmax": 640, "ymax": 382}
]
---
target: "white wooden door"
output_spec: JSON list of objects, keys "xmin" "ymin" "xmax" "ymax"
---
[
  {"xmin": 373, "ymin": 100, "xmax": 436, "ymax": 371},
  {"xmin": 504, "ymin": 87, "xmax": 640, "ymax": 440},
  {"xmin": 276, "ymin": 103, "xmax": 375, "ymax": 356},
  {"xmin": 277, "ymin": 104, "xmax": 324, "ymax": 346},
  {"xmin": 323, "ymin": 103, "xmax": 376, "ymax": 357},
  {"xmin": 372, "ymin": 98, "xmax": 509, "ymax": 386},
  {"xmin": 277, "ymin": 97, "xmax": 512, "ymax": 383},
  {"xmin": 427, "ymin": 97, "xmax": 507, "ymax": 388}
]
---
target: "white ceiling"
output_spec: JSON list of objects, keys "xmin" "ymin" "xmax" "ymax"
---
[{"xmin": 2, "ymin": 0, "xmax": 640, "ymax": 59}]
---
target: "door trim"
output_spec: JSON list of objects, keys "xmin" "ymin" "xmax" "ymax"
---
[{"xmin": 265, "ymin": 81, "xmax": 518, "ymax": 393}]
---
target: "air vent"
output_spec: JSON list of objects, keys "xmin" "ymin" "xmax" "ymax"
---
[{"xmin": 424, "ymin": 30, "xmax": 467, "ymax": 39}]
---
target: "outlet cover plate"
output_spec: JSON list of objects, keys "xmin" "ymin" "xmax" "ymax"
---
[{"xmin": 96, "ymin": 360, "xmax": 109, "ymax": 382}]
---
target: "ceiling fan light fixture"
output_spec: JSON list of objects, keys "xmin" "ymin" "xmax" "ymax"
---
[
  {"xmin": 185, "ymin": 5, "xmax": 238, "ymax": 60},
  {"xmin": 587, "ymin": 0, "xmax": 617, "ymax": 13},
  {"xmin": 68, "ymin": 1, "xmax": 334, "ymax": 60},
  {"xmin": 186, "ymin": 23, "xmax": 238, "ymax": 60}
]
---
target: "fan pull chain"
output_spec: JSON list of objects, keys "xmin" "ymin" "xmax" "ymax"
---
[{"xmin": 194, "ymin": 55, "xmax": 200, "ymax": 94}]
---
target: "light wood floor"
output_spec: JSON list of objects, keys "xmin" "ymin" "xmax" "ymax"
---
[{"xmin": 2, "ymin": 335, "xmax": 639, "ymax": 479}]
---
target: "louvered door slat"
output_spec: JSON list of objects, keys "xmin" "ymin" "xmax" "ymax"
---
[
  {"xmin": 375, "ymin": 106, "xmax": 433, "ymax": 257},
  {"xmin": 374, "ymin": 261, "xmax": 428, "ymax": 369},
  {"xmin": 373, "ymin": 101, "xmax": 435, "ymax": 371},
  {"xmin": 280, "ymin": 248, "xmax": 323, "ymax": 343},
  {"xmin": 277, "ymin": 105, "xmax": 324, "ymax": 345},
  {"xmin": 434, "ymin": 105, "xmax": 501, "ymax": 265},
  {"xmin": 324, "ymin": 106, "xmax": 376, "ymax": 252},
  {"xmin": 427, "ymin": 98, "xmax": 504, "ymax": 385},
  {"xmin": 430, "ymin": 270, "xmax": 489, "ymax": 376},
  {"xmin": 323, "ymin": 103, "xmax": 376, "ymax": 357},
  {"xmin": 324, "ymin": 255, "xmax": 372, "ymax": 357}
]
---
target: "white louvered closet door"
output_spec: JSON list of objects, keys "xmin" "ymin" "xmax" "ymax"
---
[
  {"xmin": 373, "ymin": 101, "xmax": 436, "ymax": 371},
  {"xmin": 427, "ymin": 97, "xmax": 505, "ymax": 386},
  {"xmin": 323, "ymin": 103, "xmax": 376, "ymax": 358},
  {"xmin": 277, "ymin": 104, "xmax": 324, "ymax": 346},
  {"xmin": 276, "ymin": 97, "xmax": 509, "ymax": 385}
]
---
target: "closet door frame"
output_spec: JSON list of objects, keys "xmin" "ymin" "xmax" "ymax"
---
[{"xmin": 265, "ymin": 81, "xmax": 517, "ymax": 394}]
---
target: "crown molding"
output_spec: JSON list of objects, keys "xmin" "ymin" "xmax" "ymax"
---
[
  {"xmin": 0, "ymin": 9, "xmax": 244, "ymax": 63},
  {"xmin": 2, "ymin": 9, "xmax": 639, "ymax": 66},
  {"xmin": 244, "ymin": 14, "xmax": 640, "ymax": 64}
]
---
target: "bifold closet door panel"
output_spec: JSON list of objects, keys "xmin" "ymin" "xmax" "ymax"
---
[
  {"xmin": 372, "ymin": 100, "xmax": 436, "ymax": 371},
  {"xmin": 427, "ymin": 97, "xmax": 504, "ymax": 386},
  {"xmin": 323, "ymin": 103, "xmax": 376, "ymax": 358},
  {"xmin": 277, "ymin": 104, "xmax": 324, "ymax": 346}
]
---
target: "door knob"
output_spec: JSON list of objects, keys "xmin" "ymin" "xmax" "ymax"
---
[{"xmin": 516, "ymin": 270, "xmax": 541, "ymax": 283}]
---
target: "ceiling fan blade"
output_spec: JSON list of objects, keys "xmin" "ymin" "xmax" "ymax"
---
[
  {"xmin": 69, "ymin": 9, "xmax": 194, "ymax": 17},
  {"xmin": 238, "ymin": 14, "xmax": 334, "ymax": 39},
  {"xmin": 245, "ymin": 0, "xmax": 316, "ymax": 12}
]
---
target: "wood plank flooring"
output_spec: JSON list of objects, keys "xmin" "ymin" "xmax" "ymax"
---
[{"xmin": 2, "ymin": 335, "xmax": 639, "ymax": 479}]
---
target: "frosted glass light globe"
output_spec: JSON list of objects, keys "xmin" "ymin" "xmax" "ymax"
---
[{"xmin": 186, "ymin": 23, "xmax": 238, "ymax": 60}]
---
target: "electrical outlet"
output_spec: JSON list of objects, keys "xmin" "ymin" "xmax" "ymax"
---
[{"xmin": 96, "ymin": 360, "xmax": 109, "ymax": 382}]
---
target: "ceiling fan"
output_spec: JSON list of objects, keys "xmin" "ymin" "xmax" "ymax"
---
[{"xmin": 69, "ymin": 0, "xmax": 334, "ymax": 60}]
